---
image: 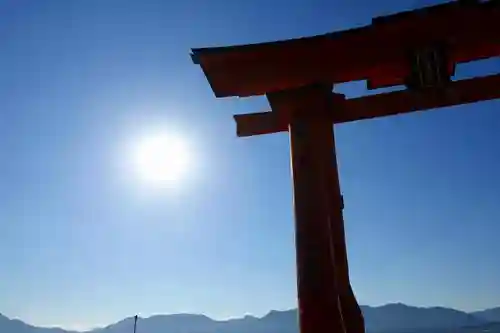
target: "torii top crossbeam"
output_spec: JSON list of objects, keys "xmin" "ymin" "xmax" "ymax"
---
[
  {"xmin": 192, "ymin": 0, "xmax": 499, "ymax": 98},
  {"xmin": 191, "ymin": 2, "xmax": 500, "ymax": 333}
]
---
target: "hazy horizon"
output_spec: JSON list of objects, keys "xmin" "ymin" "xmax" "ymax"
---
[
  {"xmin": 2, "ymin": 0, "xmax": 500, "ymax": 331},
  {"xmin": 2, "ymin": 302, "xmax": 499, "ymax": 331}
]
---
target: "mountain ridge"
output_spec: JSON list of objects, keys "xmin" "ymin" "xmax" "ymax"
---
[{"xmin": 1, "ymin": 304, "xmax": 500, "ymax": 333}]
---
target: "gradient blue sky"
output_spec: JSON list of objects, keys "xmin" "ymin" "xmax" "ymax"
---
[{"xmin": 1, "ymin": 0, "xmax": 500, "ymax": 330}]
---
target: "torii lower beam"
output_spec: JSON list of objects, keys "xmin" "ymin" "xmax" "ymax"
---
[{"xmin": 234, "ymin": 73, "xmax": 500, "ymax": 137}]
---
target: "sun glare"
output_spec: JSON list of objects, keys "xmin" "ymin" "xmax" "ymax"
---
[{"xmin": 131, "ymin": 133, "xmax": 191, "ymax": 188}]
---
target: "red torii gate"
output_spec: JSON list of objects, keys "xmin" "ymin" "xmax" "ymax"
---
[{"xmin": 191, "ymin": 2, "xmax": 500, "ymax": 333}]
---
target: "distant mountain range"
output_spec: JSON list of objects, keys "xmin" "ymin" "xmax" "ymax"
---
[{"xmin": 1, "ymin": 304, "xmax": 500, "ymax": 333}]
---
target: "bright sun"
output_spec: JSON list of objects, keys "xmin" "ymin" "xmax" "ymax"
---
[{"xmin": 131, "ymin": 133, "xmax": 191, "ymax": 188}]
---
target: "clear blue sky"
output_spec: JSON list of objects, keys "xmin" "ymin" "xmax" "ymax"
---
[{"xmin": 1, "ymin": 0, "xmax": 499, "ymax": 330}]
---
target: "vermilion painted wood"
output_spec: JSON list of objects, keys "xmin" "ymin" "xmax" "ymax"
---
[{"xmin": 191, "ymin": 1, "xmax": 499, "ymax": 97}]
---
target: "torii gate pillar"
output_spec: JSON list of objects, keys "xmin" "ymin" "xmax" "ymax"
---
[{"xmin": 267, "ymin": 84, "xmax": 363, "ymax": 333}]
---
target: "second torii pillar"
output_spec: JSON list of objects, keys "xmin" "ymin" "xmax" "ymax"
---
[{"xmin": 267, "ymin": 84, "xmax": 364, "ymax": 333}]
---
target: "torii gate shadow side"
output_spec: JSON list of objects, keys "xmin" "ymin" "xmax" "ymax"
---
[{"xmin": 191, "ymin": 2, "xmax": 500, "ymax": 333}]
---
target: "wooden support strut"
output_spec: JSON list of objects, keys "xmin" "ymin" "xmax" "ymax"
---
[{"xmin": 324, "ymin": 128, "xmax": 365, "ymax": 333}]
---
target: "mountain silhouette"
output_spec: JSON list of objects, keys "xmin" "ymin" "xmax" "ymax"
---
[
  {"xmin": 1, "ymin": 304, "xmax": 499, "ymax": 333},
  {"xmin": 361, "ymin": 304, "xmax": 484, "ymax": 331},
  {"xmin": 471, "ymin": 307, "xmax": 500, "ymax": 323},
  {"xmin": 0, "ymin": 312, "xmax": 75, "ymax": 333}
]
